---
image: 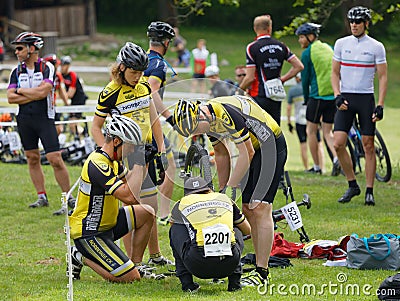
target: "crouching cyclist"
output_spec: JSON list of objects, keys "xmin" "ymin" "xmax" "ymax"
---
[
  {"xmin": 169, "ymin": 176, "xmax": 251, "ymax": 292},
  {"xmin": 68, "ymin": 115, "xmax": 163, "ymax": 282},
  {"xmin": 173, "ymin": 95, "xmax": 288, "ymax": 286}
]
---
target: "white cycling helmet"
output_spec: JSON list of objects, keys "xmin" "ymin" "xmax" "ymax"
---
[
  {"xmin": 106, "ymin": 115, "xmax": 142, "ymax": 144},
  {"xmin": 205, "ymin": 65, "xmax": 220, "ymax": 77}
]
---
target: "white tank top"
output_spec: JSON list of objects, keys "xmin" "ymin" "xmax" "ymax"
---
[{"xmin": 333, "ymin": 34, "xmax": 386, "ymax": 94}]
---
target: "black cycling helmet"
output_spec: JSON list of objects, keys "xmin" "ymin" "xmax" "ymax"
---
[
  {"xmin": 147, "ymin": 21, "xmax": 175, "ymax": 41},
  {"xmin": 11, "ymin": 32, "xmax": 44, "ymax": 49},
  {"xmin": 295, "ymin": 23, "xmax": 321, "ymax": 37},
  {"xmin": 116, "ymin": 42, "xmax": 149, "ymax": 71},
  {"xmin": 347, "ymin": 6, "xmax": 371, "ymax": 22}
]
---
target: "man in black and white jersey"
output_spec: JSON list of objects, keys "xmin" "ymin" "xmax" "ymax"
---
[
  {"xmin": 239, "ymin": 14, "xmax": 303, "ymax": 125},
  {"xmin": 7, "ymin": 32, "xmax": 75, "ymax": 210},
  {"xmin": 331, "ymin": 6, "xmax": 387, "ymax": 206}
]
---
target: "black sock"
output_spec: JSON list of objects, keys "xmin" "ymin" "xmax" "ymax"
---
[
  {"xmin": 348, "ymin": 180, "xmax": 358, "ymax": 188},
  {"xmin": 366, "ymin": 187, "xmax": 373, "ymax": 195},
  {"xmin": 255, "ymin": 266, "xmax": 269, "ymax": 279}
]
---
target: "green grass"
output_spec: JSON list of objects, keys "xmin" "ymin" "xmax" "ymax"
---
[{"xmin": 1, "ymin": 26, "xmax": 400, "ymax": 300}]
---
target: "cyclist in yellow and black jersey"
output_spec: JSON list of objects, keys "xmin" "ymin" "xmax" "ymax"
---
[
  {"xmin": 169, "ymin": 177, "xmax": 250, "ymax": 292},
  {"xmin": 91, "ymin": 42, "xmax": 173, "ymax": 266},
  {"xmin": 69, "ymin": 115, "xmax": 155, "ymax": 283},
  {"xmin": 173, "ymin": 95, "xmax": 287, "ymax": 284}
]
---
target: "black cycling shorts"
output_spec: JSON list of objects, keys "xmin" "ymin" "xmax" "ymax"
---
[
  {"xmin": 74, "ymin": 206, "xmax": 136, "ymax": 277},
  {"xmin": 254, "ymin": 96, "xmax": 282, "ymax": 125},
  {"xmin": 296, "ymin": 123, "xmax": 321, "ymax": 143},
  {"xmin": 16, "ymin": 114, "xmax": 60, "ymax": 153},
  {"xmin": 334, "ymin": 93, "xmax": 375, "ymax": 136},
  {"xmin": 169, "ymin": 223, "xmax": 242, "ymax": 280},
  {"xmin": 241, "ymin": 134, "xmax": 287, "ymax": 204},
  {"xmin": 306, "ymin": 98, "xmax": 336, "ymax": 124}
]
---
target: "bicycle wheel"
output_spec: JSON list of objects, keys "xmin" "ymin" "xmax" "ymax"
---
[
  {"xmin": 183, "ymin": 143, "xmax": 214, "ymax": 190},
  {"xmin": 374, "ymin": 129, "xmax": 391, "ymax": 182}
]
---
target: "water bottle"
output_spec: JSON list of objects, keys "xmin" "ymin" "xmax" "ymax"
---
[{"xmin": 349, "ymin": 127, "xmax": 357, "ymax": 140}]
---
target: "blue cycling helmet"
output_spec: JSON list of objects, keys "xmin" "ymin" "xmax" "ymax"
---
[{"xmin": 295, "ymin": 23, "xmax": 321, "ymax": 37}]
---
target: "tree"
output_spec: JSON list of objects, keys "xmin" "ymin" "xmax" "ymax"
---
[{"xmin": 274, "ymin": 0, "xmax": 400, "ymax": 38}]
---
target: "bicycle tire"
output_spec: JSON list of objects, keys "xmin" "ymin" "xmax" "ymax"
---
[
  {"xmin": 183, "ymin": 143, "xmax": 214, "ymax": 190},
  {"xmin": 374, "ymin": 129, "xmax": 391, "ymax": 182}
]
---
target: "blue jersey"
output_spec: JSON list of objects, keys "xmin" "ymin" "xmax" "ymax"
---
[{"xmin": 143, "ymin": 50, "xmax": 167, "ymax": 98}]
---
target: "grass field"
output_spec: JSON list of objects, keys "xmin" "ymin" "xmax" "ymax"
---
[{"xmin": 1, "ymin": 26, "xmax": 400, "ymax": 301}]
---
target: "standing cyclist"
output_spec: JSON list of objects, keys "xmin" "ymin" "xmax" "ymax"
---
[
  {"xmin": 7, "ymin": 32, "xmax": 75, "ymax": 210},
  {"xmin": 295, "ymin": 23, "xmax": 340, "ymax": 176},
  {"xmin": 90, "ymin": 42, "xmax": 172, "ymax": 265},
  {"xmin": 331, "ymin": 6, "xmax": 387, "ymax": 205},
  {"xmin": 173, "ymin": 95, "xmax": 288, "ymax": 286},
  {"xmin": 239, "ymin": 14, "xmax": 303, "ymax": 125},
  {"xmin": 143, "ymin": 21, "xmax": 177, "ymax": 227}
]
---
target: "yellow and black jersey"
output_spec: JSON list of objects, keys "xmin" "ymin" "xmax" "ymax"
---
[
  {"xmin": 95, "ymin": 80, "xmax": 153, "ymax": 143},
  {"xmin": 171, "ymin": 192, "xmax": 245, "ymax": 247},
  {"xmin": 69, "ymin": 148, "xmax": 128, "ymax": 239},
  {"xmin": 207, "ymin": 95, "xmax": 282, "ymax": 149}
]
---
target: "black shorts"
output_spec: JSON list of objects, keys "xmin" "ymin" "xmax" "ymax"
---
[
  {"xmin": 73, "ymin": 206, "xmax": 136, "ymax": 277},
  {"xmin": 193, "ymin": 73, "xmax": 205, "ymax": 79},
  {"xmin": 254, "ymin": 96, "xmax": 282, "ymax": 125},
  {"xmin": 334, "ymin": 93, "xmax": 375, "ymax": 136},
  {"xmin": 241, "ymin": 134, "xmax": 287, "ymax": 204},
  {"xmin": 306, "ymin": 98, "xmax": 336, "ymax": 124},
  {"xmin": 295, "ymin": 124, "xmax": 307, "ymax": 143},
  {"xmin": 16, "ymin": 114, "xmax": 60, "ymax": 153},
  {"xmin": 296, "ymin": 123, "xmax": 321, "ymax": 143},
  {"xmin": 169, "ymin": 223, "xmax": 242, "ymax": 279}
]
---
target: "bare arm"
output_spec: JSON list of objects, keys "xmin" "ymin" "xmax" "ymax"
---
[
  {"xmin": 8, "ymin": 82, "xmax": 53, "ymax": 105},
  {"xmin": 113, "ymin": 163, "xmax": 144, "ymax": 205},
  {"xmin": 58, "ymin": 84, "xmax": 69, "ymax": 106},
  {"xmin": 376, "ymin": 63, "xmax": 387, "ymax": 107},
  {"xmin": 227, "ymin": 139, "xmax": 254, "ymax": 188},
  {"xmin": 91, "ymin": 115, "xmax": 106, "ymax": 146},
  {"xmin": 148, "ymin": 77, "xmax": 172, "ymax": 119},
  {"xmin": 149, "ymin": 100, "xmax": 165, "ymax": 152},
  {"xmin": 331, "ymin": 59, "xmax": 341, "ymax": 97},
  {"xmin": 239, "ymin": 66, "xmax": 256, "ymax": 91},
  {"xmin": 373, "ymin": 62, "xmax": 387, "ymax": 122},
  {"xmin": 213, "ymin": 140, "xmax": 231, "ymax": 189},
  {"xmin": 281, "ymin": 56, "xmax": 304, "ymax": 83}
]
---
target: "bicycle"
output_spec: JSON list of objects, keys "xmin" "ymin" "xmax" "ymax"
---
[
  {"xmin": 348, "ymin": 117, "xmax": 391, "ymax": 182},
  {"xmin": 180, "ymin": 143, "xmax": 312, "ymax": 243},
  {"xmin": 325, "ymin": 116, "xmax": 391, "ymax": 182}
]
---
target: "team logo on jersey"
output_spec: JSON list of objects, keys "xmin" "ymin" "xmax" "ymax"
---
[
  {"xmin": 221, "ymin": 111, "xmax": 234, "ymax": 128},
  {"xmin": 94, "ymin": 161, "xmax": 111, "ymax": 176}
]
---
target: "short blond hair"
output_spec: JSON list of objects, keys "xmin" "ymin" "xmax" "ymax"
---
[{"xmin": 254, "ymin": 15, "xmax": 272, "ymax": 32}]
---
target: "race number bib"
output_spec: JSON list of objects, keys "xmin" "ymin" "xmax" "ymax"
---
[
  {"xmin": 281, "ymin": 201, "xmax": 303, "ymax": 231},
  {"xmin": 202, "ymin": 223, "xmax": 232, "ymax": 257},
  {"xmin": 264, "ymin": 78, "xmax": 286, "ymax": 101}
]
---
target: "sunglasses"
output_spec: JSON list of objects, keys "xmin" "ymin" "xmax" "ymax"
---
[
  {"xmin": 348, "ymin": 19, "xmax": 363, "ymax": 24},
  {"xmin": 236, "ymin": 73, "xmax": 246, "ymax": 77},
  {"xmin": 15, "ymin": 46, "xmax": 25, "ymax": 51}
]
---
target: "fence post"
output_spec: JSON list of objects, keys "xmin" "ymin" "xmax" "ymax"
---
[{"xmin": 38, "ymin": 31, "xmax": 58, "ymax": 56}]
